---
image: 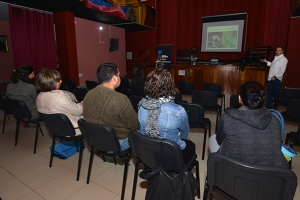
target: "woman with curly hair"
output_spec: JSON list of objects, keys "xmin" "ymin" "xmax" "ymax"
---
[
  {"xmin": 6, "ymin": 65, "xmax": 39, "ymax": 119},
  {"xmin": 138, "ymin": 68, "xmax": 195, "ymax": 163}
]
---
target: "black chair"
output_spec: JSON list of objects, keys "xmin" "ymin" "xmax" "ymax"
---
[
  {"xmin": 63, "ymin": 79, "xmax": 77, "ymax": 93},
  {"xmin": 229, "ymin": 94, "xmax": 241, "ymax": 109},
  {"xmin": 78, "ymin": 119, "xmax": 130, "ymax": 200},
  {"xmin": 128, "ymin": 130, "xmax": 200, "ymax": 200},
  {"xmin": 281, "ymin": 99, "xmax": 300, "ymax": 123},
  {"xmin": 6, "ymin": 98, "xmax": 44, "ymax": 154},
  {"xmin": 59, "ymin": 84, "xmax": 69, "ymax": 91},
  {"xmin": 85, "ymin": 80, "xmax": 98, "ymax": 90},
  {"xmin": 192, "ymin": 90, "xmax": 221, "ymax": 131},
  {"xmin": 176, "ymin": 101, "xmax": 211, "ymax": 160},
  {"xmin": 74, "ymin": 88, "xmax": 89, "ymax": 102},
  {"xmin": 202, "ymin": 83, "xmax": 225, "ymax": 112},
  {"xmin": 0, "ymin": 94, "xmax": 12, "ymax": 134},
  {"xmin": 285, "ymin": 125, "xmax": 300, "ymax": 148},
  {"xmin": 272, "ymin": 88, "xmax": 300, "ymax": 109},
  {"xmin": 203, "ymin": 153, "xmax": 297, "ymax": 200},
  {"xmin": 39, "ymin": 113, "xmax": 84, "ymax": 181},
  {"xmin": 178, "ymin": 81, "xmax": 194, "ymax": 95},
  {"xmin": 131, "ymin": 85, "xmax": 146, "ymax": 97},
  {"xmin": 129, "ymin": 95, "xmax": 143, "ymax": 113}
]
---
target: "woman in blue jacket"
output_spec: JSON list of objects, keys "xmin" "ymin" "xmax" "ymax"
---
[{"xmin": 138, "ymin": 68, "xmax": 195, "ymax": 163}]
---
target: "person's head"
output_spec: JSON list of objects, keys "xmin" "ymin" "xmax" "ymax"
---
[
  {"xmin": 10, "ymin": 65, "xmax": 34, "ymax": 84},
  {"xmin": 96, "ymin": 63, "xmax": 120, "ymax": 89},
  {"xmin": 238, "ymin": 81, "xmax": 266, "ymax": 110},
  {"xmin": 276, "ymin": 46, "xmax": 284, "ymax": 56},
  {"xmin": 144, "ymin": 69, "xmax": 177, "ymax": 99},
  {"xmin": 35, "ymin": 69, "xmax": 62, "ymax": 92},
  {"xmin": 133, "ymin": 66, "xmax": 145, "ymax": 78}
]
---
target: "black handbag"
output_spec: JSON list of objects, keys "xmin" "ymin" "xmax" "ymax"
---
[{"xmin": 139, "ymin": 142, "xmax": 199, "ymax": 200}]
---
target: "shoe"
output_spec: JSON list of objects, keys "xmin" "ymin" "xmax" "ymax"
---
[{"xmin": 19, "ymin": 122, "xmax": 29, "ymax": 128}]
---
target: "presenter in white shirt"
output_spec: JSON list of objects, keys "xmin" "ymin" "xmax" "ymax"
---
[{"xmin": 261, "ymin": 46, "xmax": 288, "ymax": 108}]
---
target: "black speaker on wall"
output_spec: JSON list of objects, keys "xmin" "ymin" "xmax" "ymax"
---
[{"xmin": 109, "ymin": 38, "xmax": 119, "ymax": 52}]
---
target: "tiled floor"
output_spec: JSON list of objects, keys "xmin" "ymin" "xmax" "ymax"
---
[{"xmin": 0, "ymin": 95, "xmax": 299, "ymax": 200}]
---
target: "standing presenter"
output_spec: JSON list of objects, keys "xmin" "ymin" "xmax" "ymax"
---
[{"xmin": 261, "ymin": 46, "xmax": 288, "ymax": 108}]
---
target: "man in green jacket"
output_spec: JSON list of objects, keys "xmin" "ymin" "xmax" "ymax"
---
[{"xmin": 83, "ymin": 63, "xmax": 139, "ymax": 150}]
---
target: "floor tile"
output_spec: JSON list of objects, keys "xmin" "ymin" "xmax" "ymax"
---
[{"xmin": 0, "ymin": 178, "xmax": 32, "ymax": 199}]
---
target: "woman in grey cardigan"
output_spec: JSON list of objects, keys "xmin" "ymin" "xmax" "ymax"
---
[{"xmin": 209, "ymin": 81, "xmax": 288, "ymax": 168}]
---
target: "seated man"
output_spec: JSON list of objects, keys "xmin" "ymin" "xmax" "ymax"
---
[{"xmin": 83, "ymin": 63, "xmax": 138, "ymax": 151}]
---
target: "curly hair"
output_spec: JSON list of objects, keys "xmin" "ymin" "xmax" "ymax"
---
[
  {"xmin": 144, "ymin": 69, "xmax": 177, "ymax": 99},
  {"xmin": 238, "ymin": 81, "xmax": 266, "ymax": 110},
  {"xmin": 10, "ymin": 65, "xmax": 34, "ymax": 84},
  {"xmin": 35, "ymin": 69, "xmax": 61, "ymax": 92}
]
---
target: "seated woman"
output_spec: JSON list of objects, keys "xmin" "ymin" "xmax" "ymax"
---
[
  {"xmin": 6, "ymin": 65, "xmax": 39, "ymax": 119},
  {"xmin": 209, "ymin": 81, "xmax": 288, "ymax": 168},
  {"xmin": 35, "ymin": 69, "xmax": 83, "ymax": 135},
  {"xmin": 138, "ymin": 68, "xmax": 195, "ymax": 164},
  {"xmin": 131, "ymin": 66, "xmax": 146, "ymax": 87}
]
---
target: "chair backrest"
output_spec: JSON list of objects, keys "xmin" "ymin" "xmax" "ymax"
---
[
  {"xmin": 120, "ymin": 77, "xmax": 130, "ymax": 89},
  {"xmin": 176, "ymin": 101, "xmax": 205, "ymax": 126},
  {"xmin": 178, "ymin": 82, "xmax": 194, "ymax": 95},
  {"xmin": 192, "ymin": 90, "xmax": 217, "ymax": 108},
  {"xmin": 285, "ymin": 99, "xmax": 300, "ymax": 122},
  {"xmin": 129, "ymin": 95, "xmax": 143, "ymax": 113},
  {"xmin": 63, "ymin": 79, "xmax": 76, "ymax": 92},
  {"xmin": 59, "ymin": 84, "xmax": 69, "ymax": 91},
  {"xmin": 174, "ymin": 93, "xmax": 183, "ymax": 102},
  {"xmin": 6, "ymin": 98, "xmax": 32, "ymax": 120},
  {"xmin": 78, "ymin": 119, "xmax": 121, "ymax": 153},
  {"xmin": 128, "ymin": 130, "xmax": 185, "ymax": 173},
  {"xmin": 207, "ymin": 153, "xmax": 298, "ymax": 200},
  {"xmin": 0, "ymin": 94, "xmax": 11, "ymax": 112},
  {"xmin": 202, "ymin": 82, "xmax": 222, "ymax": 95},
  {"xmin": 39, "ymin": 113, "xmax": 76, "ymax": 137},
  {"xmin": 131, "ymin": 85, "xmax": 146, "ymax": 97},
  {"xmin": 85, "ymin": 80, "xmax": 98, "ymax": 90},
  {"xmin": 74, "ymin": 88, "xmax": 88, "ymax": 102},
  {"xmin": 230, "ymin": 94, "xmax": 241, "ymax": 109},
  {"xmin": 274, "ymin": 88, "xmax": 300, "ymax": 106},
  {"xmin": 270, "ymin": 109, "xmax": 285, "ymax": 138}
]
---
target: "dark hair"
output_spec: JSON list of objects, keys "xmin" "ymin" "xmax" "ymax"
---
[
  {"xmin": 277, "ymin": 46, "xmax": 284, "ymax": 51},
  {"xmin": 144, "ymin": 69, "xmax": 177, "ymax": 99},
  {"xmin": 35, "ymin": 69, "xmax": 61, "ymax": 92},
  {"xmin": 10, "ymin": 65, "xmax": 34, "ymax": 84},
  {"xmin": 133, "ymin": 66, "xmax": 144, "ymax": 78},
  {"xmin": 238, "ymin": 81, "xmax": 266, "ymax": 110},
  {"xmin": 96, "ymin": 63, "xmax": 119, "ymax": 84}
]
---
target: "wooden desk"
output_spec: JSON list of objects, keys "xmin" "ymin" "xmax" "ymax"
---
[{"xmin": 135, "ymin": 63, "xmax": 268, "ymax": 95}]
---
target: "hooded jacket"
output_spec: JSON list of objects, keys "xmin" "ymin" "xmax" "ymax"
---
[{"xmin": 216, "ymin": 107, "xmax": 289, "ymax": 168}]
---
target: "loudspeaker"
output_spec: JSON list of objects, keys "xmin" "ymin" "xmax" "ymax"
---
[{"xmin": 109, "ymin": 38, "xmax": 119, "ymax": 52}]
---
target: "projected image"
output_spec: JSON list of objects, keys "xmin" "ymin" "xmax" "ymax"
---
[{"xmin": 206, "ymin": 25, "xmax": 238, "ymax": 49}]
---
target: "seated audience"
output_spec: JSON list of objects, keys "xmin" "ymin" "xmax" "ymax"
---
[
  {"xmin": 131, "ymin": 66, "xmax": 145, "ymax": 87},
  {"xmin": 138, "ymin": 68, "xmax": 195, "ymax": 164},
  {"xmin": 208, "ymin": 81, "xmax": 288, "ymax": 168},
  {"xmin": 6, "ymin": 65, "xmax": 39, "ymax": 119},
  {"xmin": 83, "ymin": 63, "xmax": 138, "ymax": 151},
  {"xmin": 35, "ymin": 69, "xmax": 83, "ymax": 135}
]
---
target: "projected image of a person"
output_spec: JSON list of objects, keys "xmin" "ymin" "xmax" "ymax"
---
[{"xmin": 261, "ymin": 46, "xmax": 288, "ymax": 108}]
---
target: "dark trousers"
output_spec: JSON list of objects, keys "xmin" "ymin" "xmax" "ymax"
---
[
  {"xmin": 266, "ymin": 78, "xmax": 281, "ymax": 107},
  {"xmin": 182, "ymin": 140, "xmax": 196, "ymax": 164}
]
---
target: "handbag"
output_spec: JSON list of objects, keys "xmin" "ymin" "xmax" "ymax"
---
[
  {"xmin": 50, "ymin": 141, "xmax": 84, "ymax": 159},
  {"xmin": 139, "ymin": 142, "xmax": 199, "ymax": 200}
]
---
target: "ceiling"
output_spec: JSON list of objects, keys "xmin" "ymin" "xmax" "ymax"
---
[{"xmin": 0, "ymin": 0, "xmax": 156, "ymax": 31}]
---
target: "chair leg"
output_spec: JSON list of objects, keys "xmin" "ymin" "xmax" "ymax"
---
[
  {"xmin": 15, "ymin": 120, "xmax": 20, "ymax": 146},
  {"xmin": 2, "ymin": 112, "xmax": 6, "ymax": 134},
  {"xmin": 223, "ymin": 96, "xmax": 225, "ymax": 112},
  {"xmin": 113, "ymin": 157, "xmax": 117, "ymax": 165},
  {"xmin": 215, "ymin": 110, "xmax": 220, "ymax": 133},
  {"xmin": 131, "ymin": 160, "xmax": 140, "ymax": 200},
  {"xmin": 220, "ymin": 97, "xmax": 223, "ymax": 115},
  {"xmin": 208, "ymin": 122, "xmax": 211, "ymax": 137},
  {"xmin": 49, "ymin": 135, "xmax": 56, "ymax": 167},
  {"xmin": 87, "ymin": 146, "xmax": 94, "ymax": 184},
  {"xmin": 33, "ymin": 123, "xmax": 39, "ymax": 154},
  {"xmin": 121, "ymin": 156, "xmax": 129, "ymax": 200},
  {"xmin": 38, "ymin": 122, "xmax": 44, "ymax": 136},
  {"xmin": 203, "ymin": 177, "xmax": 209, "ymax": 200},
  {"xmin": 76, "ymin": 140, "xmax": 84, "ymax": 181},
  {"xmin": 102, "ymin": 154, "xmax": 106, "ymax": 162},
  {"xmin": 195, "ymin": 160, "xmax": 200, "ymax": 199},
  {"xmin": 202, "ymin": 128, "xmax": 207, "ymax": 160}
]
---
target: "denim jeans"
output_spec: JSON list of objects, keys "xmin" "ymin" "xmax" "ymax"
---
[
  {"xmin": 119, "ymin": 137, "xmax": 130, "ymax": 151},
  {"xmin": 266, "ymin": 78, "xmax": 281, "ymax": 107}
]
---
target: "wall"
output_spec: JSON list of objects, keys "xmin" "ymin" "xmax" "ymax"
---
[
  {"xmin": 286, "ymin": 17, "xmax": 300, "ymax": 88},
  {"xmin": 0, "ymin": 21, "xmax": 14, "ymax": 82},
  {"xmin": 75, "ymin": 17, "xmax": 126, "ymax": 84}
]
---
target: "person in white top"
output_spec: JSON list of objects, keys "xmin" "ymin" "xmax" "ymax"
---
[{"xmin": 261, "ymin": 46, "xmax": 288, "ymax": 107}]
